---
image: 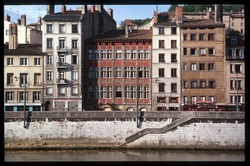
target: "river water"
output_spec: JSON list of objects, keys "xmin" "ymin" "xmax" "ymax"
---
[{"xmin": 5, "ymin": 149, "xmax": 244, "ymax": 162}]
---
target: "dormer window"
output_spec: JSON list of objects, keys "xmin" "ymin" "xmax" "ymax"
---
[{"xmin": 231, "ymin": 38, "xmax": 237, "ymax": 45}]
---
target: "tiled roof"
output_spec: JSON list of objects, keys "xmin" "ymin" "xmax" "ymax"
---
[
  {"xmin": 181, "ymin": 19, "xmax": 225, "ymax": 28},
  {"xmin": 43, "ymin": 11, "xmax": 82, "ymax": 21},
  {"xmin": 4, "ymin": 44, "xmax": 43, "ymax": 55},
  {"xmin": 86, "ymin": 29, "xmax": 152, "ymax": 42}
]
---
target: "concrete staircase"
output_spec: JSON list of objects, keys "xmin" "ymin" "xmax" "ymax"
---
[{"xmin": 121, "ymin": 111, "xmax": 194, "ymax": 146}]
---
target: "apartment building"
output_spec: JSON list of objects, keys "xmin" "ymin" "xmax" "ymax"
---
[
  {"xmin": 42, "ymin": 4, "xmax": 116, "ymax": 111},
  {"xmin": 225, "ymin": 30, "xmax": 245, "ymax": 111},
  {"xmin": 4, "ymin": 23, "xmax": 44, "ymax": 111},
  {"xmin": 84, "ymin": 29, "xmax": 152, "ymax": 111},
  {"xmin": 181, "ymin": 18, "xmax": 226, "ymax": 111},
  {"xmin": 4, "ymin": 14, "xmax": 42, "ymax": 44},
  {"xmin": 151, "ymin": 7, "xmax": 182, "ymax": 111}
]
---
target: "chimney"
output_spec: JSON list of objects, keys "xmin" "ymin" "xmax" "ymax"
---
[
  {"xmin": 108, "ymin": 8, "xmax": 113, "ymax": 18},
  {"xmin": 6, "ymin": 15, "xmax": 11, "ymax": 22},
  {"xmin": 153, "ymin": 10, "xmax": 158, "ymax": 24},
  {"xmin": 206, "ymin": 7, "xmax": 212, "ymax": 19},
  {"xmin": 21, "ymin": 14, "xmax": 26, "ymax": 26},
  {"xmin": 17, "ymin": 18, "xmax": 21, "ymax": 25},
  {"xmin": 175, "ymin": 6, "xmax": 183, "ymax": 22},
  {"xmin": 96, "ymin": 5, "xmax": 103, "ymax": 12},
  {"xmin": 47, "ymin": 5, "xmax": 54, "ymax": 15},
  {"xmin": 91, "ymin": 5, "xmax": 95, "ymax": 13},
  {"xmin": 82, "ymin": 4, "xmax": 87, "ymax": 14},
  {"xmin": 38, "ymin": 16, "xmax": 42, "ymax": 30},
  {"xmin": 9, "ymin": 23, "xmax": 18, "ymax": 49},
  {"xmin": 61, "ymin": 5, "xmax": 66, "ymax": 13},
  {"xmin": 125, "ymin": 25, "xmax": 129, "ymax": 37}
]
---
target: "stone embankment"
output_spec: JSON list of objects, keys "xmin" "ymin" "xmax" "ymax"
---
[{"xmin": 4, "ymin": 111, "xmax": 245, "ymax": 150}]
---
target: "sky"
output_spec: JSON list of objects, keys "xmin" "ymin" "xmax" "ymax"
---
[{"xmin": 4, "ymin": 5, "xmax": 170, "ymax": 27}]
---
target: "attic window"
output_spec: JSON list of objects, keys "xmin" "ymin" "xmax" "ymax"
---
[{"xmin": 231, "ymin": 38, "xmax": 237, "ymax": 45}]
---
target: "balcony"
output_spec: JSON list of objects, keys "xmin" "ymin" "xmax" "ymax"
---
[
  {"xmin": 57, "ymin": 79, "xmax": 67, "ymax": 84},
  {"xmin": 226, "ymin": 55, "xmax": 244, "ymax": 60},
  {"xmin": 57, "ymin": 46, "xmax": 69, "ymax": 52},
  {"xmin": 57, "ymin": 62, "xmax": 68, "ymax": 69}
]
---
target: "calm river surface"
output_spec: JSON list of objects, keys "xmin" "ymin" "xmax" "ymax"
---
[{"xmin": 5, "ymin": 149, "xmax": 244, "ymax": 162}]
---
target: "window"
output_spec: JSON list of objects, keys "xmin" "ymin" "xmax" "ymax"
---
[
  {"xmin": 47, "ymin": 38, "xmax": 53, "ymax": 48},
  {"xmin": 88, "ymin": 86, "xmax": 99, "ymax": 99},
  {"xmin": 6, "ymin": 92, "xmax": 14, "ymax": 102},
  {"xmin": 171, "ymin": 40, "xmax": 177, "ymax": 48},
  {"xmin": 72, "ymin": 71, "xmax": 78, "ymax": 80},
  {"xmin": 191, "ymin": 34, "xmax": 196, "ymax": 40},
  {"xmin": 20, "ymin": 74, "xmax": 28, "ymax": 86},
  {"xmin": 47, "ymin": 24, "xmax": 52, "ymax": 33},
  {"xmin": 159, "ymin": 40, "xmax": 165, "ymax": 48},
  {"xmin": 46, "ymin": 71, "xmax": 52, "ymax": 80},
  {"xmin": 190, "ymin": 63, "xmax": 196, "ymax": 71},
  {"xmin": 34, "ymin": 58, "xmax": 40, "ymax": 66},
  {"xmin": 59, "ymin": 39, "xmax": 65, "ymax": 49},
  {"xmin": 116, "ymin": 86, "xmax": 122, "ymax": 97},
  {"xmin": 183, "ymin": 63, "xmax": 187, "ymax": 71},
  {"xmin": 46, "ymin": 87, "xmax": 52, "ymax": 95},
  {"xmin": 171, "ymin": 27, "xmax": 177, "ymax": 34},
  {"xmin": 131, "ymin": 87, "xmax": 136, "ymax": 98},
  {"xmin": 231, "ymin": 38, "xmax": 237, "ymax": 45},
  {"xmin": 59, "ymin": 71, "xmax": 65, "ymax": 79},
  {"xmin": 159, "ymin": 83, "xmax": 165, "ymax": 92},
  {"xmin": 208, "ymin": 33, "xmax": 214, "ymax": 40},
  {"xmin": 101, "ymin": 86, "xmax": 107, "ymax": 98},
  {"xmin": 72, "ymin": 24, "xmax": 78, "ymax": 33},
  {"xmin": 191, "ymin": 81, "xmax": 197, "ymax": 88},
  {"xmin": 6, "ymin": 30, "xmax": 9, "ymax": 36},
  {"xmin": 208, "ymin": 96, "xmax": 214, "ymax": 103},
  {"xmin": 171, "ymin": 83, "xmax": 177, "ymax": 93},
  {"xmin": 125, "ymin": 53, "xmax": 130, "ymax": 59},
  {"xmin": 200, "ymin": 48, "xmax": 206, "ymax": 55},
  {"xmin": 72, "ymin": 86, "xmax": 78, "ymax": 95},
  {"xmin": 183, "ymin": 34, "xmax": 187, "ymax": 41},
  {"xmin": 138, "ymin": 51, "xmax": 144, "ymax": 59},
  {"xmin": 208, "ymin": 63, "xmax": 214, "ymax": 71},
  {"xmin": 159, "ymin": 68, "xmax": 164, "ymax": 77},
  {"xmin": 125, "ymin": 86, "xmax": 130, "ymax": 98},
  {"xmin": 144, "ymin": 87, "xmax": 149, "ymax": 98},
  {"xmin": 191, "ymin": 96, "xmax": 197, "ymax": 104},
  {"xmin": 59, "ymin": 55, "xmax": 65, "ymax": 63},
  {"xmin": 20, "ymin": 58, "xmax": 28, "ymax": 66},
  {"xmin": 232, "ymin": 22, "xmax": 234, "ymax": 27},
  {"xmin": 200, "ymin": 80, "xmax": 206, "ymax": 88},
  {"xmin": 107, "ymin": 87, "xmax": 112, "ymax": 98},
  {"xmin": 101, "ymin": 50, "xmax": 107, "ymax": 59},
  {"xmin": 144, "ymin": 67, "xmax": 149, "ymax": 78},
  {"xmin": 101, "ymin": 67, "xmax": 106, "ymax": 78},
  {"xmin": 125, "ymin": 67, "xmax": 130, "ymax": 78},
  {"xmin": 200, "ymin": 96, "xmax": 206, "ymax": 101},
  {"xmin": 33, "ymin": 92, "xmax": 41, "ymax": 102},
  {"xmin": 116, "ymin": 50, "xmax": 122, "ymax": 59},
  {"xmin": 59, "ymin": 24, "xmax": 65, "ymax": 33},
  {"xmin": 183, "ymin": 81, "xmax": 188, "ymax": 88},
  {"xmin": 171, "ymin": 68, "xmax": 177, "ymax": 77},
  {"xmin": 199, "ymin": 63, "xmax": 205, "ymax": 70},
  {"xmin": 208, "ymin": 48, "xmax": 214, "ymax": 55},
  {"xmin": 208, "ymin": 80, "xmax": 215, "ymax": 88},
  {"xmin": 183, "ymin": 48, "xmax": 187, "ymax": 55},
  {"xmin": 159, "ymin": 53, "xmax": 165, "ymax": 63},
  {"xmin": 199, "ymin": 34, "xmax": 205, "ymax": 40},
  {"xmin": 107, "ymin": 67, "xmax": 112, "ymax": 78},
  {"xmin": 7, "ymin": 58, "xmax": 13, "ymax": 65},
  {"xmin": 138, "ymin": 67, "xmax": 143, "ymax": 78},
  {"xmin": 169, "ymin": 97, "xmax": 178, "ymax": 103},
  {"xmin": 20, "ymin": 92, "xmax": 28, "ymax": 102},
  {"xmin": 72, "ymin": 40, "xmax": 78, "ymax": 49},
  {"xmin": 157, "ymin": 97, "xmax": 166, "ymax": 103},
  {"xmin": 34, "ymin": 73, "xmax": 41, "ymax": 85},
  {"xmin": 241, "ymin": 22, "xmax": 244, "ymax": 27},
  {"xmin": 183, "ymin": 96, "xmax": 188, "ymax": 104},
  {"xmin": 107, "ymin": 51, "xmax": 112, "ymax": 59},
  {"xmin": 47, "ymin": 54, "xmax": 52, "ymax": 64},
  {"xmin": 116, "ymin": 67, "xmax": 122, "ymax": 78},
  {"xmin": 72, "ymin": 55, "xmax": 77, "ymax": 64},
  {"xmin": 7, "ymin": 73, "xmax": 14, "ymax": 85},
  {"xmin": 235, "ymin": 64, "xmax": 241, "ymax": 73},
  {"xmin": 58, "ymin": 86, "xmax": 66, "ymax": 95},
  {"xmin": 171, "ymin": 53, "xmax": 177, "ymax": 63},
  {"xmin": 190, "ymin": 48, "xmax": 196, "ymax": 56},
  {"xmin": 159, "ymin": 27, "xmax": 164, "ymax": 35},
  {"xmin": 144, "ymin": 51, "xmax": 149, "ymax": 59}
]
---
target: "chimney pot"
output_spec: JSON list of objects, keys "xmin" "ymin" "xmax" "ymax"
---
[
  {"xmin": 108, "ymin": 8, "xmax": 113, "ymax": 18},
  {"xmin": 6, "ymin": 15, "xmax": 11, "ymax": 22},
  {"xmin": 175, "ymin": 6, "xmax": 183, "ymax": 22},
  {"xmin": 61, "ymin": 5, "xmax": 66, "ymax": 13},
  {"xmin": 21, "ymin": 14, "xmax": 26, "ymax": 26},
  {"xmin": 91, "ymin": 5, "xmax": 95, "ymax": 13}
]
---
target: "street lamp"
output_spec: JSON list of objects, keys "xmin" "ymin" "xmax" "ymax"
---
[{"xmin": 15, "ymin": 76, "xmax": 27, "ymax": 128}]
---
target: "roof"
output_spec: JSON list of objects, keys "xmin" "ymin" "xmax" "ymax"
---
[
  {"xmin": 4, "ymin": 44, "xmax": 43, "ymax": 55},
  {"xmin": 43, "ymin": 10, "xmax": 82, "ymax": 21},
  {"xmin": 181, "ymin": 19, "xmax": 225, "ymax": 28},
  {"xmin": 86, "ymin": 29, "xmax": 152, "ymax": 42}
]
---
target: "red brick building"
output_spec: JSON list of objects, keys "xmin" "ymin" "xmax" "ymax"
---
[{"xmin": 84, "ymin": 29, "xmax": 152, "ymax": 111}]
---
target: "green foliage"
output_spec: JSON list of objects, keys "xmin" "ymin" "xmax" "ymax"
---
[{"xmin": 133, "ymin": 18, "xmax": 151, "ymax": 26}]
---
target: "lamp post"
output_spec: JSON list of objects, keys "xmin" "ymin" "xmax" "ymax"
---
[{"xmin": 15, "ymin": 76, "xmax": 27, "ymax": 128}]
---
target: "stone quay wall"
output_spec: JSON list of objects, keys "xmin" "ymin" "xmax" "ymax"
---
[{"xmin": 4, "ymin": 111, "xmax": 245, "ymax": 150}]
